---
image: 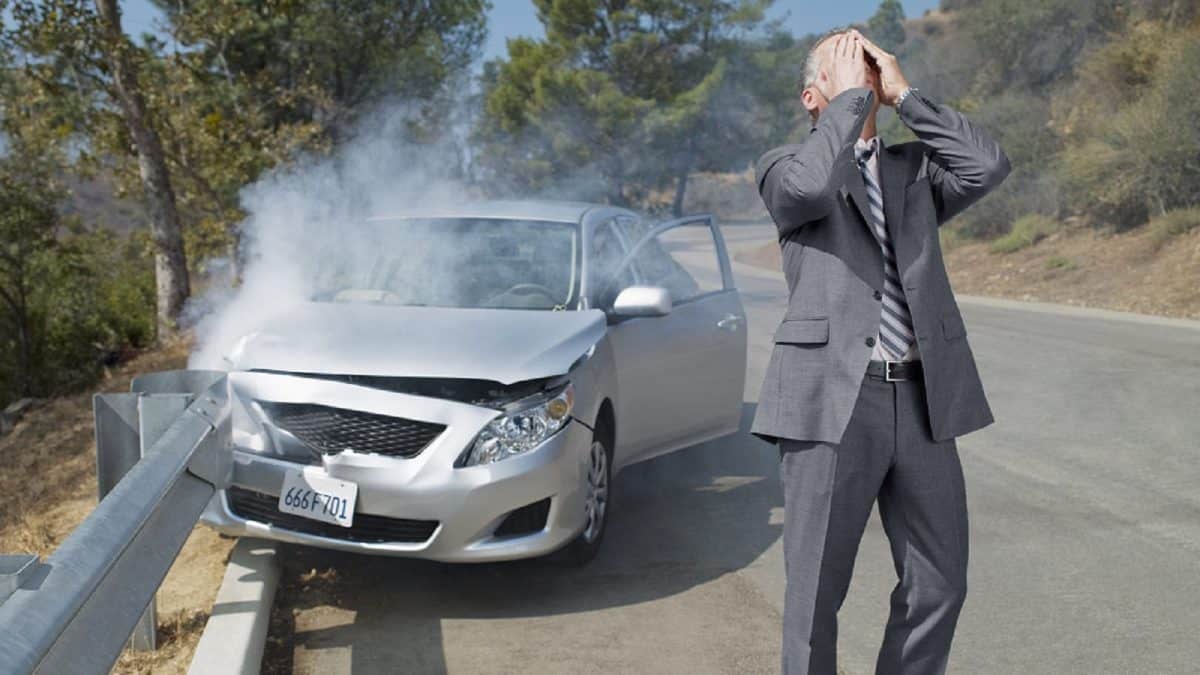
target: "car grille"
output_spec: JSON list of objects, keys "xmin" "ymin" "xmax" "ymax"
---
[
  {"xmin": 227, "ymin": 487, "xmax": 439, "ymax": 544},
  {"xmin": 258, "ymin": 401, "xmax": 445, "ymax": 459}
]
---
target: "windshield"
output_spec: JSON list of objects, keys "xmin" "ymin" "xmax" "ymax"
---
[{"xmin": 310, "ymin": 217, "xmax": 580, "ymax": 310}]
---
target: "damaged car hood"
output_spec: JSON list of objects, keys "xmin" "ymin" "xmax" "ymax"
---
[{"xmin": 231, "ymin": 302, "xmax": 607, "ymax": 384}]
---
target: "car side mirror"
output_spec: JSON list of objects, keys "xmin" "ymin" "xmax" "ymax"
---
[{"xmin": 611, "ymin": 285, "xmax": 672, "ymax": 317}]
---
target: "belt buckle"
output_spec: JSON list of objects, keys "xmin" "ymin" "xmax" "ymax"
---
[{"xmin": 885, "ymin": 360, "xmax": 903, "ymax": 382}]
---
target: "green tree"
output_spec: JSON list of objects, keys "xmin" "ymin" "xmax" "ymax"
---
[
  {"xmin": 867, "ymin": 0, "xmax": 906, "ymax": 52},
  {"xmin": 3, "ymin": 0, "xmax": 490, "ymax": 287},
  {"xmin": 956, "ymin": 0, "xmax": 1122, "ymax": 95},
  {"xmin": 0, "ymin": 178, "xmax": 156, "ymax": 405},
  {"xmin": 5, "ymin": 0, "xmax": 189, "ymax": 338},
  {"xmin": 0, "ymin": 128, "xmax": 156, "ymax": 407},
  {"xmin": 0, "ymin": 163, "xmax": 60, "ymax": 398},
  {"xmin": 150, "ymin": 0, "xmax": 489, "ymax": 141},
  {"xmin": 96, "ymin": 0, "xmax": 190, "ymax": 335},
  {"xmin": 476, "ymin": 0, "xmax": 782, "ymax": 214},
  {"xmin": 143, "ymin": 0, "xmax": 489, "ymax": 272}
]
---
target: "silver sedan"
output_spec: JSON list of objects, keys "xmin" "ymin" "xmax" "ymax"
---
[{"xmin": 200, "ymin": 200, "xmax": 747, "ymax": 564}]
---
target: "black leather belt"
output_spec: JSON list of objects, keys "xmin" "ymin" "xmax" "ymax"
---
[{"xmin": 866, "ymin": 359, "xmax": 923, "ymax": 382}]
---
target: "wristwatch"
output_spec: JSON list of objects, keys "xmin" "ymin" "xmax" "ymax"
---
[{"xmin": 896, "ymin": 86, "xmax": 917, "ymax": 108}]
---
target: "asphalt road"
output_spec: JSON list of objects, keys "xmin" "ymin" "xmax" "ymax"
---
[{"xmin": 271, "ymin": 221, "xmax": 1200, "ymax": 674}]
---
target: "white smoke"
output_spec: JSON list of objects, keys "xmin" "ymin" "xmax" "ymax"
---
[
  {"xmin": 181, "ymin": 81, "xmax": 712, "ymax": 371},
  {"xmin": 185, "ymin": 101, "xmax": 479, "ymax": 369}
]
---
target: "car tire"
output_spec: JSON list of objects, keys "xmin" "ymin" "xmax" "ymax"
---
[{"xmin": 555, "ymin": 421, "xmax": 613, "ymax": 567}]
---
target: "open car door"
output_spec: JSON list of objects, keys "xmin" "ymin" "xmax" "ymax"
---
[{"xmin": 602, "ymin": 214, "xmax": 747, "ymax": 464}]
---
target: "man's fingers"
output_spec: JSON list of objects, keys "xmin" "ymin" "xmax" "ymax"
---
[
  {"xmin": 855, "ymin": 30, "xmax": 892, "ymax": 61},
  {"xmin": 848, "ymin": 29, "xmax": 875, "ymax": 52}
]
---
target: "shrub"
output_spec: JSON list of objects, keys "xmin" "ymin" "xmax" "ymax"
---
[
  {"xmin": 1044, "ymin": 255, "xmax": 1077, "ymax": 270},
  {"xmin": 0, "ymin": 227, "xmax": 155, "ymax": 407},
  {"xmin": 41, "ymin": 230, "xmax": 155, "ymax": 391},
  {"xmin": 1055, "ymin": 24, "xmax": 1200, "ymax": 230},
  {"xmin": 990, "ymin": 213, "xmax": 1058, "ymax": 253},
  {"xmin": 1148, "ymin": 207, "xmax": 1200, "ymax": 249}
]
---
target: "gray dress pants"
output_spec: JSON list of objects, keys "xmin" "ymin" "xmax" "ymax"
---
[{"xmin": 778, "ymin": 368, "xmax": 970, "ymax": 675}]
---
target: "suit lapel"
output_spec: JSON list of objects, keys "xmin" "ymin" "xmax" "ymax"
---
[
  {"xmin": 877, "ymin": 138, "xmax": 908, "ymax": 256},
  {"xmin": 840, "ymin": 161, "xmax": 871, "ymax": 234},
  {"xmin": 834, "ymin": 160, "xmax": 884, "ymax": 291},
  {"xmin": 839, "ymin": 138, "xmax": 912, "ymax": 282}
]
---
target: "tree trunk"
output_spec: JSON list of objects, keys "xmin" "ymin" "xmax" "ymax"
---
[
  {"xmin": 95, "ymin": 0, "xmax": 190, "ymax": 338},
  {"xmin": 0, "ymin": 277, "xmax": 33, "ymax": 397},
  {"xmin": 607, "ymin": 175, "xmax": 628, "ymax": 207},
  {"xmin": 671, "ymin": 169, "xmax": 688, "ymax": 217},
  {"xmin": 16, "ymin": 311, "xmax": 32, "ymax": 397},
  {"xmin": 672, "ymin": 142, "xmax": 697, "ymax": 217},
  {"xmin": 230, "ymin": 222, "xmax": 245, "ymax": 285}
]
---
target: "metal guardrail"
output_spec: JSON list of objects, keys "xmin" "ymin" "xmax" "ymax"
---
[{"xmin": 0, "ymin": 370, "xmax": 233, "ymax": 675}]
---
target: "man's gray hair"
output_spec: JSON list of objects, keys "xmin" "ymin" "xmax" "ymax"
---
[
  {"xmin": 799, "ymin": 25, "xmax": 858, "ymax": 124},
  {"xmin": 799, "ymin": 25, "xmax": 857, "ymax": 91}
]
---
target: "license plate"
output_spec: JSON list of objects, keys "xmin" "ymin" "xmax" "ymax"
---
[{"xmin": 278, "ymin": 469, "xmax": 358, "ymax": 528}]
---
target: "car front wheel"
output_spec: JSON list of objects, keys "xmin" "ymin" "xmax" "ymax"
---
[{"xmin": 555, "ymin": 424, "xmax": 612, "ymax": 566}]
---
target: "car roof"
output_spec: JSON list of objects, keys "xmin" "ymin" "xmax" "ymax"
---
[{"xmin": 365, "ymin": 199, "xmax": 628, "ymax": 225}]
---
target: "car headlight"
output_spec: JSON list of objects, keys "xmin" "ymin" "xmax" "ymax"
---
[{"xmin": 459, "ymin": 383, "xmax": 575, "ymax": 467}]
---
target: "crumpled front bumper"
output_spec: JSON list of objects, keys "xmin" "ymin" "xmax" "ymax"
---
[{"xmin": 199, "ymin": 371, "xmax": 592, "ymax": 562}]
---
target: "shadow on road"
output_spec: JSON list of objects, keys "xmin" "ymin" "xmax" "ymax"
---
[{"xmin": 263, "ymin": 402, "xmax": 783, "ymax": 673}]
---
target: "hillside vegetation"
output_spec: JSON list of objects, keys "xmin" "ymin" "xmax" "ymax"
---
[{"xmin": 733, "ymin": 0, "xmax": 1200, "ymax": 319}]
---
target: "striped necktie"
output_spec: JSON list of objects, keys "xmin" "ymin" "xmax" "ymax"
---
[{"xmin": 855, "ymin": 140, "xmax": 915, "ymax": 360}]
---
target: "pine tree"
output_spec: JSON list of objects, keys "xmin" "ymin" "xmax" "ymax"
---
[{"xmin": 867, "ymin": 0, "xmax": 907, "ymax": 52}]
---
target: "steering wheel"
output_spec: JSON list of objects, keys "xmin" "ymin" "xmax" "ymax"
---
[{"xmin": 482, "ymin": 282, "xmax": 560, "ymax": 306}]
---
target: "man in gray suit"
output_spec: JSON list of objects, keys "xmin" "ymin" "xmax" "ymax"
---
[{"xmin": 751, "ymin": 28, "xmax": 1010, "ymax": 674}]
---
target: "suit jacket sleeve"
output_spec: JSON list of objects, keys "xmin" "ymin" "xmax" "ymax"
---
[
  {"xmin": 896, "ymin": 89, "xmax": 1012, "ymax": 226},
  {"xmin": 756, "ymin": 87, "xmax": 875, "ymax": 240}
]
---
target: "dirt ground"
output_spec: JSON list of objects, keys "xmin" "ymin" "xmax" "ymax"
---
[
  {"xmin": 0, "ymin": 333, "xmax": 236, "ymax": 674},
  {"xmin": 734, "ymin": 219, "xmax": 1200, "ymax": 320}
]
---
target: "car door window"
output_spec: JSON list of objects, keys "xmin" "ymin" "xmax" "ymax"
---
[
  {"xmin": 620, "ymin": 218, "xmax": 723, "ymax": 304},
  {"xmin": 588, "ymin": 220, "xmax": 637, "ymax": 308}
]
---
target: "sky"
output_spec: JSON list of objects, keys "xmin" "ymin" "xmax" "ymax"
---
[{"xmin": 119, "ymin": 1, "xmax": 942, "ymax": 63}]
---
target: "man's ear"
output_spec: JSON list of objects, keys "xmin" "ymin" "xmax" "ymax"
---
[{"xmin": 801, "ymin": 87, "xmax": 820, "ymax": 121}]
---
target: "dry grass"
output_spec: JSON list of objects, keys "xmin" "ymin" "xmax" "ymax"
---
[
  {"xmin": 0, "ymin": 331, "xmax": 237, "ymax": 674},
  {"xmin": 735, "ymin": 218, "xmax": 1200, "ymax": 320},
  {"xmin": 0, "ymin": 334, "xmax": 192, "ymax": 553},
  {"xmin": 943, "ymin": 218, "xmax": 1200, "ymax": 318},
  {"xmin": 113, "ymin": 607, "xmax": 212, "ymax": 675}
]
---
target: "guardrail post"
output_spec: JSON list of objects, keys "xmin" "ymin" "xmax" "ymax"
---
[{"xmin": 94, "ymin": 392, "xmax": 193, "ymax": 651}]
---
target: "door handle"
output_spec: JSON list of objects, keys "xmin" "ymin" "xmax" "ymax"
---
[{"xmin": 717, "ymin": 314, "xmax": 743, "ymax": 331}]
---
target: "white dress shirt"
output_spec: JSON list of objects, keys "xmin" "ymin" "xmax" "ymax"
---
[{"xmin": 855, "ymin": 135, "xmax": 921, "ymax": 362}]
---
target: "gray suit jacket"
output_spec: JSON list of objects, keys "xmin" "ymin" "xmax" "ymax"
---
[{"xmin": 750, "ymin": 86, "xmax": 1011, "ymax": 446}]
